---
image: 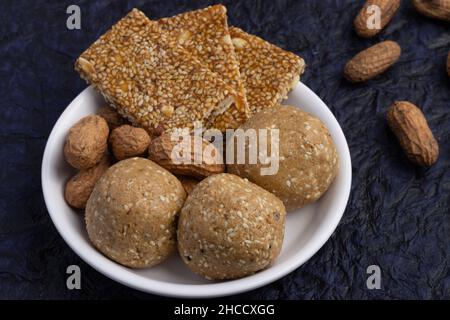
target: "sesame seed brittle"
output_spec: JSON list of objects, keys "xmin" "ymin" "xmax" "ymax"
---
[
  {"xmin": 75, "ymin": 9, "xmax": 238, "ymax": 136},
  {"xmin": 157, "ymin": 4, "xmax": 250, "ymax": 131},
  {"xmin": 229, "ymin": 27, "xmax": 306, "ymax": 115}
]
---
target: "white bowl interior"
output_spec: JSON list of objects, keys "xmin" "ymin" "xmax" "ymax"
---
[{"xmin": 41, "ymin": 83, "xmax": 351, "ymax": 297}]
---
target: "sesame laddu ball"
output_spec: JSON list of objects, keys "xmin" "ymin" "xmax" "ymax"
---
[
  {"xmin": 178, "ymin": 173, "xmax": 286, "ymax": 280},
  {"xmin": 227, "ymin": 105, "xmax": 339, "ymax": 211},
  {"xmin": 85, "ymin": 157, "xmax": 186, "ymax": 268}
]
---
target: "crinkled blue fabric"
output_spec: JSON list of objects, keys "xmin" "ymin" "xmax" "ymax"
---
[{"xmin": 0, "ymin": 0, "xmax": 449, "ymax": 299}]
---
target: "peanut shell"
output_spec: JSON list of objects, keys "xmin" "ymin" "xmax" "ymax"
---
[
  {"xmin": 354, "ymin": 0, "xmax": 401, "ymax": 38},
  {"xmin": 344, "ymin": 41, "xmax": 401, "ymax": 83},
  {"xmin": 65, "ymin": 155, "xmax": 111, "ymax": 209},
  {"xmin": 387, "ymin": 101, "xmax": 439, "ymax": 166},
  {"xmin": 412, "ymin": 0, "xmax": 450, "ymax": 22},
  {"xmin": 148, "ymin": 133, "xmax": 224, "ymax": 178},
  {"xmin": 109, "ymin": 125, "xmax": 151, "ymax": 161},
  {"xmin": 64, "ymin": 115, "xmax": 109, "ymax": 170},
  {"xmin": 97, "ymin": 105, "xmax": 129, "ymax": 130}
]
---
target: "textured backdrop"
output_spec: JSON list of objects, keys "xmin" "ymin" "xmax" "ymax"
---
[{"xmin": 0, "ymin": 0, "xmax": 449, "ymax": 299}]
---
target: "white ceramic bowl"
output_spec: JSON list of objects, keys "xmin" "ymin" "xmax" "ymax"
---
[{"xmin": 41, "ymin": 82, "xmax": 351, "ymax": 298}]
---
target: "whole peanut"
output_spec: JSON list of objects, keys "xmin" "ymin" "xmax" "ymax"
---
[
  {"xmin": 412, "ymin": 0, "xmax": 450, "ymax": 22},
  {"xmin": 109, "ymin": 125, "xmax": 151, "ymax": 160},
  {"xmin": 344, "ymin": 41, "xmax": 401, "ymax": 82},
  {"xmin": 387, "ymin": 101, "xmax": 439, "ymax": 166},
  {"xmin": 354, "ymin": 0, "xmax": 401, "ymax": 38},
  {"xmin": 64, "ymin": 115, "xmax": 109, "ymax": 170},
  {"xmin": 65, "ymin": 155, "xmax": 111, "ymax": 209}
]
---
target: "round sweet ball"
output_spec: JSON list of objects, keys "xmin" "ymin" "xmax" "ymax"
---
[
  {"xmin": 85, "ymin": 157, "xmax": 186, "ymax": 268},
  {"xmin": 227, "ymin": 105, "xmax": 339, "ymax": 211},
  {"xmin": 178, "ymin": 173, "xmax": 286, "ymax": 280}
]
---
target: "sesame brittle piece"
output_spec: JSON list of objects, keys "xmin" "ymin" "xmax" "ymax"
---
[
  {"xmin": 229, "ymin": 27, "xmax": 306, "ymax": 115},
  {"xmin": 75, "ymin": 9, "xmax": 237, "ymax": 136},
  {"xmin": 158, "ymin": 5, "xmax": 250, "ymax": 130}
]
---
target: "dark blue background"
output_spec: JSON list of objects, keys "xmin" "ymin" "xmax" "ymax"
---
[{"xmin": 0, "ymin": 0, "xmax": 449, "ymax": 299}]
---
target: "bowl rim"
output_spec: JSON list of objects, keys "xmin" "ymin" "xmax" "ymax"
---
[{"xmin": 41, "ymin": 82, "xmax": 352, "ymax": 298}]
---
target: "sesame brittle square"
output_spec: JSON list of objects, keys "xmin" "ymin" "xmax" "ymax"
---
[
  {"xmin": 229, "ymin": 27, "xmax": 306, "ymax": 115},
  {"xmin": 75, "ymin": 9, "xmax": 237, "ymax": 136},
  {"xmin": 157, "ymin": 5, "xmax": 250, "ymax": 130}
]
